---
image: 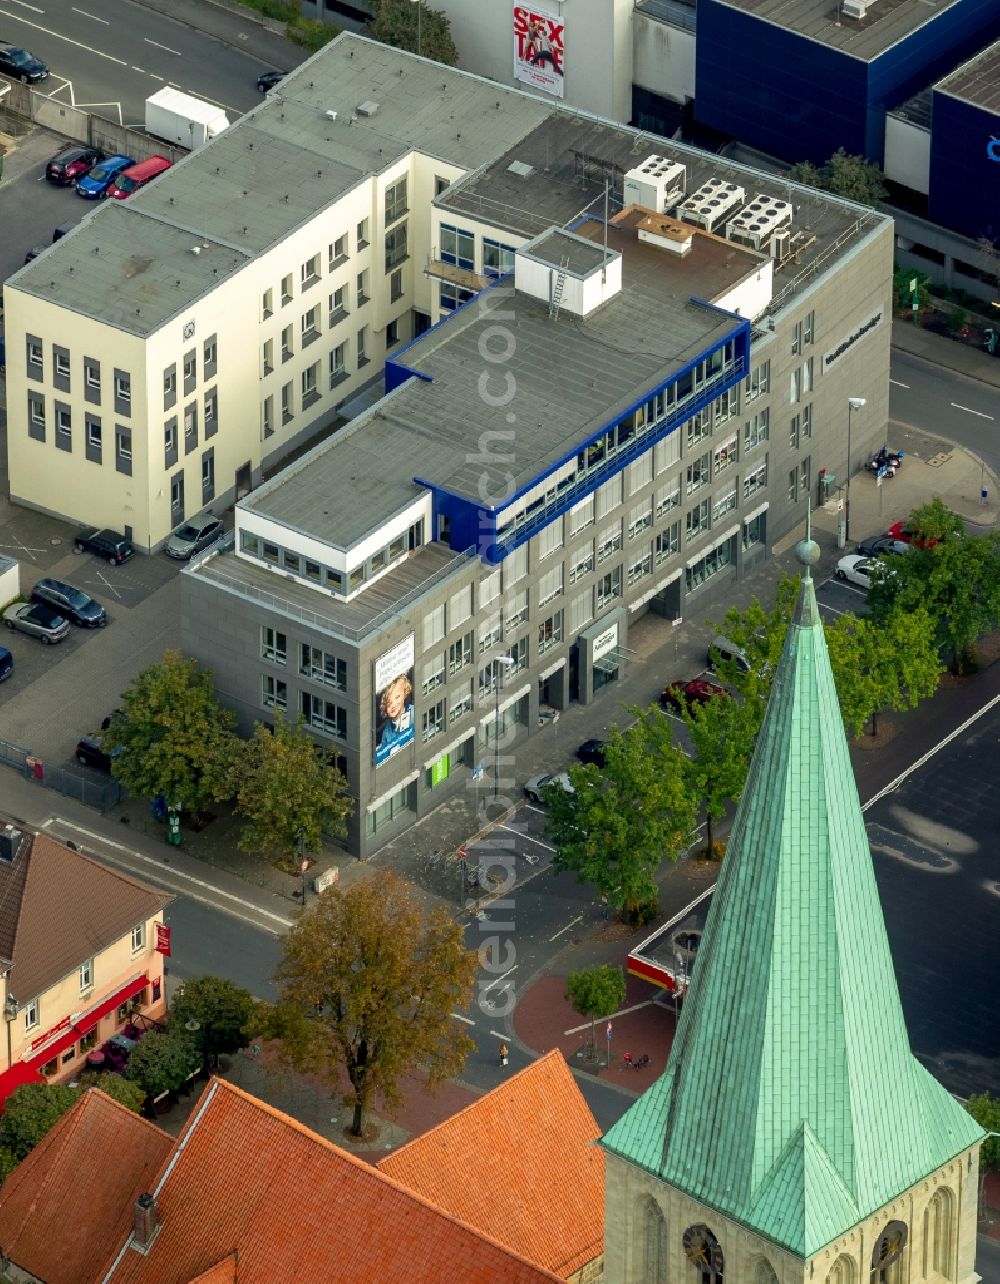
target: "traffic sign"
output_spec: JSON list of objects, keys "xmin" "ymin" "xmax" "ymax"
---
[
  {"xmin": 472, "ymin": 762, "xmax": 485, "ymax": 781},
  {"xmin": 606, "ymin": 1021, "xmax": 613, "ymax": 1040}
]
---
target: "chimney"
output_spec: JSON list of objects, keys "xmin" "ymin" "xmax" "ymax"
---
[
  {"xmin": 132, "ymin": 1194, "xmax": 159, "ymax": 1251},
  {"xmin": 0, "ymin": 829, "xmax": 23, "ymax": 865}
]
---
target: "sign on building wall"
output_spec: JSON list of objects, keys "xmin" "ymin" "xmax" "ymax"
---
[
  {"xmin": 513, "ymin": 4, "xmax": 565, "ymax": 99},
  {"xmin": 155, "ymin": 924, "xmax": 172, "ymax": 956},
  {"xmin": 822, "ymin": 308, "xmax": 883, "ymax": 374},
  {"xmin": 592, "ymin": 622, "xmax": 619, "ymax": 662},
  {"xmin": 374, "ymin": 634, "xmax": 415, "ymax": 767}
]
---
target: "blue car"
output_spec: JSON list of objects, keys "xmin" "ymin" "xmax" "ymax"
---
[{"xmin": 76, "ymin": 154, "xmax": 134, "ymax": 199}]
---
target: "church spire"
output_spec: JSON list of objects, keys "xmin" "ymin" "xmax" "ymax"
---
[{"xmin": 602, "ymin": 536, "xmax": 983, "ymax": 1257}]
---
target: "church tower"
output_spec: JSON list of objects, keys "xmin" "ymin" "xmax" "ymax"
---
[{"xmin": 602, "ymin": 535, "xmax": 984, "ymax": 1284}]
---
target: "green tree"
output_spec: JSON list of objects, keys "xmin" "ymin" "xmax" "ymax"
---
[
  {"xmin": 965, "ymin": 1093, "xmax": 1000, "ymax": 1216},
  {"xmin": 0, "ymin": 1083, "xmax": 80, "ymax": 1162},
  {"xmin": 80, "ymin": 1073, "xmax": 146, "ymax": 1113},
  {"xmin": 826, "ymin": 606, "xmax": 941, "ymax": 737},
  {"xmin": 0, "ymin": 1145, "xmax": 17, "ymax": 1183},
  {"xmin": 368, "ymin": 0, "xmax": 458, "ymax": 65},
  {"xmin": 789, "ymin": 147, "xmax": 887, "ymax": 207},
  {"xmin": 170, "ymin": 976, "xmax": 255, "ymax": 1071},
  {"xmin": 681, "ymin": 691, "xmax": 758, "ymax": 855},
  {"xmin": 708, "ymin": 574, "xmax": 800, "ymax": 733},
  {"xmin": 124, "ymin": 1029, "xmax": 200, "ymax": 1101},
  {"xmin": 261, "ymin": 872, "xmax": 475, "ymax": 1137},
  {"xmin": 565, "ymin": 965, "xmax": 626, "ymax": 1061},
  {"xmin": 104, "ymin": 650, "xmax": 237, "ymax": 812},
  {"xmin": 546, "ymin": 713, "xmax": 698, "ymax": 922},
  {"xmin": 235, "ymin": 713, "xmax": 352, "ymax": 867}
]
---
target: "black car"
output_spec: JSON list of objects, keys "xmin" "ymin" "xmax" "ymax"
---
[
  {"xmin": 73, "ymin": 527, "xmax": 134, "ymax": 564},
  {"xmin": 0, "ymin": 45, "xmax": 49, "ymax": 83},
  {"xmin": 576, "ymin": 738, "xmax": 607, "ymax": 768},
  {"xmin": 24, "ymin": 246, "xmax": 46, "ymax": 264},
  {"xmin": 856, "ymin": 534, "xmax": 908, "ymax": 559},
  {"xmin": 45, "ymin": 146, "xmax": 104, "ymax": 185},
  {"xmin": 75, "ymin": 735, "xmax": 112, "ymax": 772},
  {"xmin": 30, "ymin": 578, "xmax": 107, "ymax": 627},
  {"xmin": 256, "ymin": 70, "xmax": 284, "ymax": 92}
]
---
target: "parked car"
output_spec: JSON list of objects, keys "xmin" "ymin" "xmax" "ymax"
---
[
  {"xmin": 0, "ymin": 648, "xmax": 12, "ymax": 682},
  {"xmin": 575, "ymin": 738, "xmax": 607, "ymax": 768},
  {"xmin": 856, "ymin": 534, "xmax": 908, "ymax": 559},
  {"xmin": 164, "ymin": 515, "xmax": 224, "ymax": 560},
  {"xmin": 107, "ymin": 155, "xmax": 171, "ymax": 199},
  {"xmin": 76, "ymin": 155, "xmax": 134, "ymax": 199},
  {"xmin": 257, "ymin": 70, "xmax": 284, "ymax": 92},
  {"xmin": 23, "ymin": 246, "xmax": 46, "ymax": 264},
  {"xmin": 30, "ymin": 578, "xmax": 106, "ymax": 627},
  {"xmin": 73, "ymin": 527, "xmax": 134, "ymax": 564},
  {"xmin": 46, "ymin": 145, "xmax": 104, "ymax": 185},
  {"xmin": 660, "ymin": 678, "xmax": 729, "ymax": 713},
  {"xmin": 0, "ymin": 45, "xmax": 49, "ymax": 83},
  {"xmin": 706, "ymin": 634, "xmax": 751, "ymax": 675},
  {"xmin": 2, "ymin": 602, "xmax": 70, "ymax": 644},
  {"xmin": 524, "ymin": 771, "xmax": 574, "ymax": 805},
  {"xmin": 75, "ymin": 735, "xmax": 112, "ymax": 772},
  {"xmin": 835, "ymin": 554, "xmax": 895, "ymax": 592},
  {"xmin": 887, "ymin": 519, "xmax": 939, "ymax": 551}
]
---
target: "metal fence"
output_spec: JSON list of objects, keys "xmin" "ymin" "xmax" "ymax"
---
[
  {"xmin": 0, "ymin": 739, "xmax": 122, "ymax": 812},
  {"xmin": 0, "ymin": 739, "xmax": 29, "ymax": 773}
]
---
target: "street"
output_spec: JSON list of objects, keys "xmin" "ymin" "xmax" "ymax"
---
[{"xmin": 890, "ymin": 348, "xmax": 999, "ymax": 479}]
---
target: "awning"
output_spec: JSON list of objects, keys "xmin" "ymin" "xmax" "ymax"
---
[
  {"xmin": 479, "ymin": 683, "xmax": 530, "ymax": 726},
  {"xmin": 366, "ymin": 771, "xmax": 419, "ymax": 814},
  {"xmin": 743, "ymin": 500, "xmax": 770, "ymax": 524},
  {"xmin": 0, "ymin": 1059, "xmax": 43, "ymax": 1109},
  {"xmin": 74, "ymin": 973, "xmax": 149, "ymax": 1037},
  {"xmin": 422, "ymin": 730, "xmax": 473, "ymax": 771},
  {"xmin": 539, "ymin": 657, "xmax": 566, "ymax": 681}
]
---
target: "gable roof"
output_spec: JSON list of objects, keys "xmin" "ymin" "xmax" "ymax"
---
[
  {"xmin": 0, "ymin": 833, "xmax": 171, "ymax": 1003},
  {"xmin": 101, "ymin": 1078, "xmax": 563, "ymax": 1284},
  {"xmin": 601, "ymin": 542, "xmax": 985, "ymax": 1257},
  {"xmin": 0, "ymin": 1089, "xmax": 172, "ymax": 1284},
  {"xmin": 379, "ymin": 1050, "xmax": 604, "ymax": 1278}
]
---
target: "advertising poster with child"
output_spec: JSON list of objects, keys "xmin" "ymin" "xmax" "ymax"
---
[
  {"xmin": 513, "ymin": 4, "xmax": 565, "ymax": 99},
  {"xmin": 374, "ymin": 634, "xmax": 415, "ymax": 767}
]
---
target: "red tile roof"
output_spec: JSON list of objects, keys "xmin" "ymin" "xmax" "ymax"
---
[
  {"xmin": 101, "ymin": 1079, "xmax": 563, "ymax": 1284},
  {"xmin": 0, "ymin": 1089, "xmax": 172, "ymax": 1284},
  {"xmin": 379, "ymin": 1050, "xmax": 605, "ymax": 1278}
]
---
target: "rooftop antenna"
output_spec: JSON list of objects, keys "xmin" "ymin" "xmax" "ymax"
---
[{"xmin": 602, "ymin": 179, "xmax": 609, "ymax": 283}]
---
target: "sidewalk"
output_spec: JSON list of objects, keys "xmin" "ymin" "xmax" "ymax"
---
[
  {"xmin": 892, "ymin": 319, "xmax": 1000, "ymax": 390},
  {"xmin": 129, "ymin": 0, "xmax": 304, "ymax": 69}
]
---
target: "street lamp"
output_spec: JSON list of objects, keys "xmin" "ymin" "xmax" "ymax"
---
[
  {"xmin": 845, "ymin": 396, "xmax": 866, "ymax": 545},
  {"xmin": 411, "ymin": 0, "xmax": 422, "ymax": 56},
  {"xmin": 493, "ymin": 655, "xmax": 517, "ymax": 801}
]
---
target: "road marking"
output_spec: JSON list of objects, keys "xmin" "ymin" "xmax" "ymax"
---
[
  {"xmin": 489, "ymin": 1029, "xmax": 508, "ymax": 1041},
  {"xmin": 72, "ymin": 5, "xmax": 108, "ymax": 21},
  {"xmin": 496, "ymin": 823, "xmax": 554, "ymax": 853},
  {"xmin": 523, "ymin": 803, "xmax": 546, "ymax": 816},
  {"xmin": 950, "ymin": 402, "xmax": 994, "ymax": 421},
  {"xmin": 889, "ymin": 379, "xmax": 909, "ymax": 388},
  {"xmin": 40, "ymin": 817, "xmax": 294, "ymax": 928},
  {"xmin": 94, "ymin": 568, "xmax": 123, "ymax": 600},
  {"xmin": 451, "ymin": 1012, "xmax": 475, "ymax": 1025},
  {"xmin": 0, "ymin": 11, "xmax": 129, "ymax": 64},
  {"xmin": 7, "ymin": 0, "xmax": 44, "ymax": 10},
  {"xmin": 144, "ymin": 36, "xmax": 181, "ymax": 55},
  {"xmin": 564, "ymin": 997, "xmax": 658, "ymax": 1036},
  {"xmin": 818, "ymin": 601, "xmax": 847, "ymax": 616},
  {"xmin": 548, "ymin": 913, "xmax": 583, "ymax": 942},
  {"xmin": 479, "ymin": 965, "xmax": 516, "ymax": 994}
]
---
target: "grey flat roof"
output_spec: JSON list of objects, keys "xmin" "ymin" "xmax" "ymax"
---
[
  {"xmin": 935, "ymin": 41, "xmax": 1000, "ymax": 112},
  {"xmin": 8, "ymin": 33, "xmax": 550, "ymax": 335},
  {"xmin": 700, "ymin": 0, "xmax": 965, "ymax": 60},
  {"xmin": 889, "ymin": 87, "xmax": 933, "ymax": 129},
  {"xmin": 524, "ymin": 227, "xmax": 616, "ymax": 276}
]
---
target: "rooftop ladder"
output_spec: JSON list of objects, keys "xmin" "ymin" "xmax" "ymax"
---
[{"xmin": 549, "ymin": 256, "xmax": 570, "ymax": 320}]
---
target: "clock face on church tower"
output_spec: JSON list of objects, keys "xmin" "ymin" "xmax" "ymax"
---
[{"xmin": 682, "ymin": 1224, "xmax": 724, "ymax": 1272}]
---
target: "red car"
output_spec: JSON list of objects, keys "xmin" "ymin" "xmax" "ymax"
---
[
  {"xmin": 887, "ymin": 520, "xmax": 938, "ymax": 551},
  {"xmin": 660, "ymin": 678, "xmax": 729, "ymax": 713},
  {"xmin": 45, "ymin": 145, "xmax": 104, "ymax": 185}
]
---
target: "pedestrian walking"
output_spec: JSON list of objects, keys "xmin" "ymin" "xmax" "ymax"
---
[{"xmin": 498, "ymin": 1041, "xmax": 509, "ymax": 1067}]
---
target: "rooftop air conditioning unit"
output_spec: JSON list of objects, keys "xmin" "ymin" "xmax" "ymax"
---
[
  {"xmin": 356, "ymin": 100, "xmax": 379, "ymax": 117},
  {"xmin": 841, "ymin": 0, "xmax": 870, "ymax": 17},
  {"xmin": 623, "ymin": 155, "xmax": 686, "ymax": 213},
  {"xmin": 770, "ymin": 228, "xmax": 791, "ymax": 264},
  {"xmin": 676, "ymin": 178, "xmax": 746, "ymax": 233},
  {"xmin": 727, "ymin": 194, "xmax": 792, "ymax": 249}
]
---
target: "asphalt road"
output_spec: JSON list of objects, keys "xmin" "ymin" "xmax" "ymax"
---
[
  {"xmin": 0, "ymin": 0, "xmax": 280, "ymax": 126},
  {"xmin": 890, "ymin": 349, "xmax": 1000, "ymax": 477}
]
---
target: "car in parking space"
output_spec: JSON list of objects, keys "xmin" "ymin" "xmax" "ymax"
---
[
  {"xmin": 0, "ymin": 45, "xmax": 49, "ymax": 83},
  {"xmin": 2, "ymin": 602, "xmax": 70, "ymax": 644},
  {"xmin": 107, "ymin": 155, "xmax": 172, "ymax": 200},
  {"xmin": 575, "ymin": 738, "xmax": 607, "ymax": 768},
  {"xmin": 660, "ymin": 678, "xmax": 729, "ymax": 714},
  {"xmin": 164, "ymin": 515, "xmax": 224, "ymax": 560},
  {"xmin": 76, "ymin": 155, "xmax": 134, "ymax": 199},
  {"xmin": 75, "ymin": 735, "xmax": 113, "ymax": 772},
  {"xmin": 856, "ymin": 534, "xmax": 909, "ymax": 559},
  {"xmin": 24, "ymin": 245, "xmax": 47, "ymax": 264},
  {"xmin": 835, "ymin": 554, "xmax": 895, "ymax": 592},
  {"xmin": 73, "ymin": 527, "xmax": 134, "ymax": 564},
  {"xmin": 887, "ymin": 519, "xmax": 939, "ymax": 551},
  {"xmin": 524, "ymin": 771, "xmax": 574, "ymax": 804},
  {"xmin": 0, "ymin": 648, "xmax": 12, "ymax": 682},
  {"xmin": 257, "ymin": 70, "xmax": 284, "ymax": 92},
  {"xmin": 30, "ymin": 579, "xmax": 106, "ymax": 628},
  {"xmin": 46, "ymin": 145, "xmax": 104, "ymax": 185}
]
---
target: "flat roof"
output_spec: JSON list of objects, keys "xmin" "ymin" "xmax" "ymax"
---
[
  {"xmin": 8, "ymin": 33, "xmax": 550, "ymax": 336},
  {"xmin": 704, "ymin": 0, "xmax": 967, "ymax": 59},
  {"xmin": 889, "ymin": 87, "xmax": 933, "ymax": 129},
  {"xmin": 934, "ymin": 40, "xmax": 1000, "ymax": 112},
  {"xmin": 523, "ymin": 227, "xmax": 615, "ymax": 276}
]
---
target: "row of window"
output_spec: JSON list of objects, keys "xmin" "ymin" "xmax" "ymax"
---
[
  {"xmin": 438, "ymin": 223, "xmax": 517, "ymax": 278},
  {"xmin": 243, "ymin": 518, "xmax": 424, "ymax": 599},
  {"xmin": 25, "ymin": 337, "xmax": 138, "ymax": 416},
  {"xmin": 262, "ymin": 220, "xmax": 373, "ymax": 321},
  {"xmin": 163, "ymin": 336, "xmax": 218, "ymax": 410},
  {"xmin": 163, "ymin": 390, "xmax": 218, "ymax": 468},
  {"xmin": 22, "ymin": 923, "xmax": 147, "ymax": 1033},
  {"xmin": 26, "ymin": 394, "xmax": 134, "ymax": 473}
]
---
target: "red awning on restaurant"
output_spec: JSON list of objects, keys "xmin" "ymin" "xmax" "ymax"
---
[
  {"xmin": 0, "ymin": 1058, "xmax": 43, "ymax": 1108},
  {"xmin": 74, "ymin": 974, "xmax": 149, "ymax": 1037}
]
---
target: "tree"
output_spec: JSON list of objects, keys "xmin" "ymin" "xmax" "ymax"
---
[
  {"xmin": 104, "ymin": 650, "xmax": 237, "ymax": 812},
  {"xmin": 708, "ymin": 575, "xmax": 800, "ymax": 734},
  {"xmin": 789, "ymin": 147, "xmax": 887, "ymax": 207},
  {"xmin": 0, "ymin": 1083, "xmax": 80, "ymax": 1162},
  {"xmin": 235, "ymin": 713, "xmax": 352, "ymax": 867},
  {"xmin": 368, "ymin": 0, "xmax": 458, "ymax": 65},
  {"xmin": 124, "ymin": 1029, "xmax": 200, "ymax": 1101},
  {"xmin": 80, "ymin": 1073, "xmax": 146, "ymax": 1113},
  {"xmin": 170, "ymin": 975, "xmax": 255, "ymax": 1071},
  {"xmin": 965, "ymin": 1093, "xmax": 1000, "ymax": 1216},
  {"xmin": 262, "ymin": 872, "xmax": 475, "ymax": 1137},
  {"xmin": 826, "ymin": 606, "xmax": 941, "ymax": 737},
  {"xmin": 546, "ymin": 713, "xmax": 698, "ymax": 922},
  {"xmin": 681, "ymin": 691, "xmax": 758, "ymax": 855},
  {"xmin": 565, "ymin": 965, "xmax": 625, "ymax": 1061}
]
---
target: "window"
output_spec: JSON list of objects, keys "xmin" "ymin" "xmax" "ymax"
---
[
  {"xmin": 714, "ymin": 435, "xmax": 737, "ymax": 474},
  {"xmin": 743, "ymin": 512, "xmax": 765, "ymax": 549},
  {"xmin": 450, "ymin": 682, "xmax": 473, "ymax": 722},
  {"xmin": 791, "ymin": 320, "xmax": 803, "ymax": 356},
  {"xmin": 628, "ymin": 547, "xmax": 652, "ymax": 586},
  {"xmin": 790, "ymin": 366, "xmax": 800, "ymax": 405},
  {"xmin": 301, "ymin": 362, "xmax": 320, "ymax": 408},
  {"xmin": 449, "ymin": 630, "xmax": 473, "ymax": 675},
  {"xmin": 596, "ymin": 565, "xmax": 622, "ymax": 610},
  {"xmin": 505, "ymin": 590, "xmax": 529, "ymax": 634},
  {"xmin": 357, "ymin": 326, "xmax": 369, "ymax": 367},
  {"xmin": 204, "ymin": 388, "xmax": 218, "ymax": 438},
  {"xmin": 422, "ymin": 652, "xmax": 446, "ymax": 697},
  {"xmin": 281, "ymin": 382, "xmax": 293, "ymax": 425},
  {"xmin": 183, "ymin": 348, "xmax": 197, "ymax": 393},
  {"xmin": 787, "ymin": 467, "xmax": 797, "ymax": 502},
  {"xmin": 131, "ymin": 923, "xmax": 145, "ymax": 953},
  {"xmin": 170, "ymin": 471, "xmax": 185, "ymax": 521},
  {"xmin": 357, "ymin": 218, "xmax": 369, "ymax": 250},
  {"xmin": 440, "ymin": 223, "xmax": 475, "ymax": 270},
  {"xmin": 262, "ymin": 396, "xmax": 274, "ymax": 438},
  {"xmin": 115, "ymin": 426, "xmax": 132, "ymax": 475},
  {"xmin": 569, "ymin": 541, "xmax": 595, "ymax": 584},
  {"xmin": 261, "ymin": 626, "xmax": 287, "ymax": 666},
  {"xmin": 26, "ymin": 336, "xmax": 43, "ymax": 375},
  {"xmin": 184, "ymin": 401, "xmax": 198, "ymax": 451},
  {"xmin": 538, "ymin": 610, "xmax": 564, "ymax": 655},
  {"xmin": 390, "ymin": 268, "xmax": 403, "ymax": 303},
  {"xmin": 262, "ymin": 338, "xmax": 274, "ymax": 376},
  {"xmin": 479, "ymin": 569, "xmax": 501, "ymax": 608},
  {"xmin": 202, "ymin": 448, "xmax": 215, "ymax": 503},
  {"xmin": 744, "ymin": 461, "xmax": 768, "ymax": 499},
  {"xmin": 655, "ymin": 523, "xmax": 680, "ymax": 564},
  {"xmin": 55, "ymin": 403, "xmax": 72, "ymax": 449},
  {"xmin": 356, "ymin": 269, "xmax": 370, "ymax": 306},
  {"xmin": 164, "ymin": 364, "xmax": 177, "ymax": 408},
  {"xmin": 84, "ymin": 358, "xmax": 101, "ymax": 399},
  {"xmin": 686, "ymin": 537, "xmax": 735, "ymax": 591},
  {"xmin": 386, "ymin": 320, "xmax": 399, "ymax": 349},
  {"xmin": 422, "ymin": 700, "xmax": 445, "ymax": 744},
  {"xmin": 385, "ymin": 175, "xmax": 408, "ymax": 225},
  {"xmin": 447, "ymin": 586, "xmax": 471, "ymax": 630},
  {"xmin": 744, "ymin": 409, "xmax": 769, "ymax": 452},
  {"xmin": 804, "ymin": 310, "xmax": 815, "ymax": 344},
  {"xmin": 479, "ymin": 611, "xmax": 503, "ymax": 655},
  {"xmin": 27, "ymin": 392, "xmax": 45, "ymax": 442},
  {"xmin": 714, "ymin": 387, "xmax": 738, "ymax": 424},
  {"xmin": 597, "ymin": 520, "xmax": 622, "ymax": 564},
  {"xmin": 385, "ymin": 223, "xmax": 408, "ymax": 273},
  {"xmin": 262, "ymin": 287, "xmax": 274, "ymax": 319},
  {"xmin": 330, "ymin": 343, "xmax": 348, "ymax": 388},
  {"xmin": 505, "ymin": 635, "xmax": 528, "ymax": 675},
  {"xmin": 803, "ymin": 356, "xmax": 814, "ymax": 395},
  {"xmin": 301, "ymin": 252, "xmax": 321, "ymax": 289},
  {"xmin": 301, "ymin": 304, "xmax": 321, "ymax": 345},
  {"xmin": 628, "ymin": 500, "xmax": 653, "ymax": 541},
  {"xmin": 628, "ymin": 451, "xmax": 653, "ymax": 495},
  {"xmin": 537, "ymin": 520, "xmax": 563, "ymax": 560},
  {"xmin": 281, "ymin": 325, "xmax": 293, "ymax": 363},
  {"xmin": 203, "ymin": 334, "xmax": 217, "ymax": 378},
  {"xmin": 281, "ymin": 273, "xmax": 293, "ymax": 305},
  {"xmin": 713, "ymin": 488, "xmax": 737, "ymax": 522},
  {"xmin": 423, "ymin": 603, "xmax": 446, "ymax": 650},
  {"xmin": 439, "ymin": 282, "xmax": 474, "ymax": 312},
  {"xmin": 685, "ymin": 410, "xmax": 711, "ymax": 448},
  {"xmin": 799, "ymin": 457, "xmax": 811, "ymax": 496},
  {"xmin": 686, "ymin": 451, "xmax": 710, "ymax": 495},
  {"xmin": 330, "ymin": 285, "xmax": 348, "ymax": 326},
  {"xmin": 570, "ymin": 589, "xmax": 593, "ymax": 633},
  {"xmin": 538, "ymin": 564, "xmax": 563, "ymax": 607},
  {"xmin": 80, "ymin": 958, "xmax": 94, "ymax": 992},
  {"xmin": 503, "ymin": 545, "xmax": 527, "ymax": 588},
  {"xmin": 802, "ymin": 403, "xmax": 813, "ymax": 438},
  {"xmin": 569, "ymin": 495, "xmax": 594, "ymax": 535},
  {"xmin": 25, "ymin": 999, "xmax": 38, "ymax": 1032},
  {"xmin": 686, "ymin": 499, "xmax": 709, "ymax": 538},
  {"xmin": 483, "ymin": 237, "xmax": 516, "ymax": 277},
  {"xmin": 53, "ymin": 346, "xmax": 70, "ymax": 383},
  {"xmin": 789, "ymin": 413, "xmax": 800, "ymax": 450},
  {"xmin": 434, "ymin": 174, "xmax": 450, "ymax": 197},
  {"xmin": 301, "ymin": 693, "xmax": 347, "ymax": 739},
  {"xmin": 745, "ymin": 360, "xmax": 769, "ymax": 402},
  {"xmin": 85, "ymin": 414, "xmax": 102, "ymax": 462},
  {"xmin": 330, "ymin": 234, "xmax": 348, "ymax": 269},
  {"xmin": 656, "ymin": 480, "xmax": 681, "ymax": 519},
  {"xmin": 654, "ymin": 434, "xmax": 680, "ymax": 475}
]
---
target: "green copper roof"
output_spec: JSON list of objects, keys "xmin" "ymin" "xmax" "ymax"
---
[{"xmin": 602, "ymin": 547, "xmax": 984, "ymax": 1257}]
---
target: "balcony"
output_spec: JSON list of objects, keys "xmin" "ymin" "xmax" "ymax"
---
[{"xmin": 425, "ymin": 252, "xmax": 488, "ymax": 293}]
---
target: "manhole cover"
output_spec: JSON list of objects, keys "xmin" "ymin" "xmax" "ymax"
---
[
  {"xmin": 50, "ymin": 537, "xmax": 63, "ymax": 546},
  {"xmin": 927, "ymin": 451, "xmax": 951, "ymax": 468}
]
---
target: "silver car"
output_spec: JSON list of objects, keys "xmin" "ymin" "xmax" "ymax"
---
[
  {"xmin": 164, "ymin": 516, "xmax": 224, "ymax": 561},
  {"xmin": 524, "ymin": 771, "xmax": 574, "ymax": 805},
  {"xmin": 2, "ymin": 602, "xmax": 70, "ymax": 644}
]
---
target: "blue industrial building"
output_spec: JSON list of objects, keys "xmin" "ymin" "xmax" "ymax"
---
[{"xmin": 928, "ymin": 44, "xmax": 1000, "ymax": 242}]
